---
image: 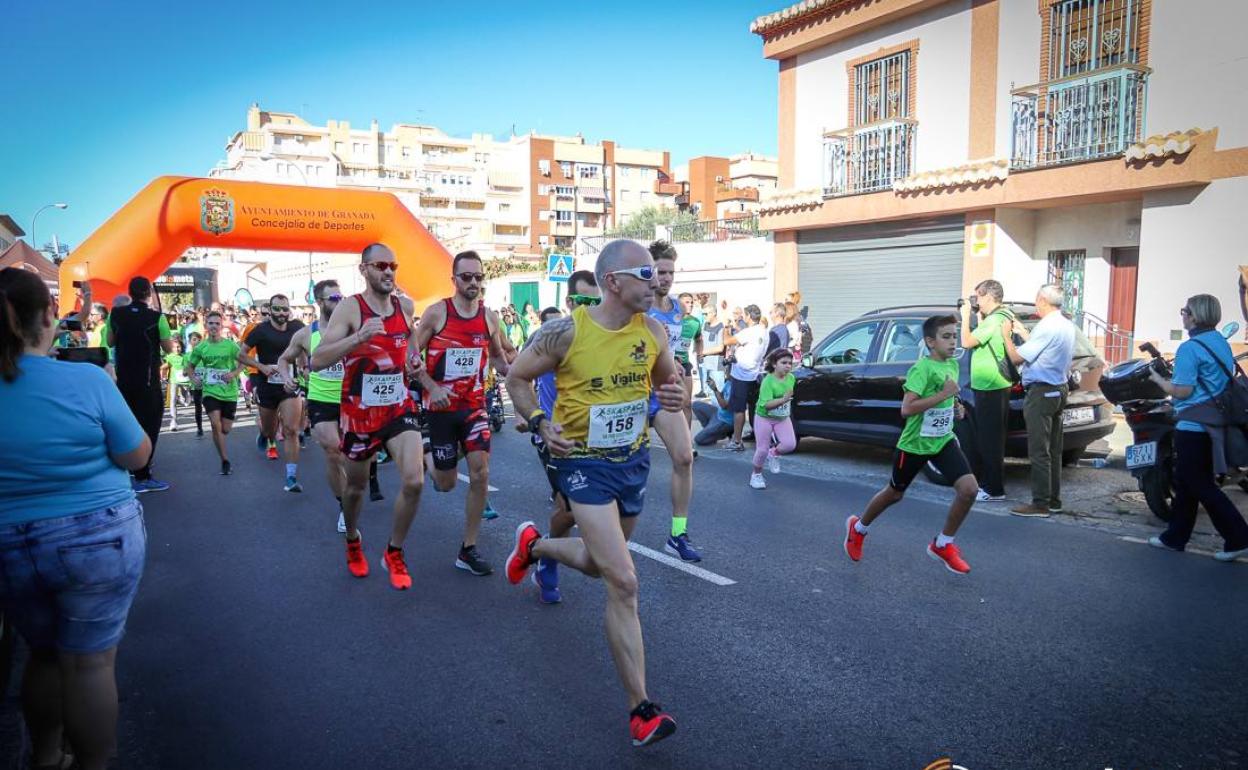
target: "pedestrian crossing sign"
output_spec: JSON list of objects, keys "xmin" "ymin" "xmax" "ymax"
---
[{"xmin": 547, "ymin": 253, "xmax": 574, "ymax": 283}]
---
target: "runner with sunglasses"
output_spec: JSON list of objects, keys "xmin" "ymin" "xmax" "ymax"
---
[
  {"xmin": 411, "ymin": 250, "xmax": 514, "ymax": 576},
  {"xmin": 643, "ymin": 240, "xmax": 702, "ymax": 562},
  {"xmin": 505, "ymin": 240, "xmax": 684, "ymax": 745},
  {"xmin": 311, "ymin": 243, "xmax": 425, "ymax": 590},
  {"xmin": 238, "ymin": 295, "xmax": 305, "ymax": 491}
]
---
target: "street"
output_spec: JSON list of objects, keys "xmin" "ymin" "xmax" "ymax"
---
[{"xmin": 5, "ymin": 414, "xmax": 1243, "ymax": 769}]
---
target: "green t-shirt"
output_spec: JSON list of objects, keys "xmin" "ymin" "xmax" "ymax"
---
[
  {"xmin": 674, "ymin": 315, "xmax": 703, "ymax": 365},
  {"xmin": 756, "ymin": 372, "xmax": 796, "ymax": 418},
  {"xmin": 897, "ymin": 355, "xmax": 961, "ymax": 455},
  {"xmin": 969, "ymin": 308, "xmax": 1014, "ymax": 391},
  {"xmin": 187, "ymin": 338, "xmax": 242, "ymax": 401},
  {"xmin": 164, "ymin": 352, "xmax": 189, "ymax": 384}
]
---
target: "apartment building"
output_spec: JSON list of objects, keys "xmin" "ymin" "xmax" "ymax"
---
[
  {"xmin": 680, "ymin": 153, "xmax": 779, "ymax": 221},
  {"xmin": 754, "ymin": 0, "xmax": 1248, "ymax": 355}
]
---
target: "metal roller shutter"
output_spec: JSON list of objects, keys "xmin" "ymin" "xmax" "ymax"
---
[{"xmin": 797, "ymin": 216, "xmax": 965, "ymax": 340}]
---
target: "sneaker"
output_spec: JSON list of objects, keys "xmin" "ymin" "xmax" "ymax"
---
[
  {"xmin": 220, "ymin": 460, "xmax": 232, "ymax": 476},
  {"xmin": 256, "ymin": 433, "xmax": 267, "ymax": 450},
  {"xmin": 505, "ymin": 521, "xmax": 541, "ymax": 584},
  {"xmin": 629, "ymin": 701, "xmax": 677, "ymax": 747},
  {"xmin": 284, "ymin": 476, "xmax": 303, "ymax": 493},
  {"xmin": 377, "ymin": 450, "xmax": 392, "ymax": 465},
  {"xmin": 927, "ymin": 540, "xmax": 971, "ymax": 574},
  {"xmin": 482, "ymin": 500, "xmax": 499, "ymax": 520},
  {"xmin": 336, "ymin": 511, "xmax": 347, "ymax": 534},
  {"xmin": 266, "ymin": 444, "xmax": 279, "ymax": 460},
  {"xmin": 532, "ymin": 558, "xmax": 561, "ymax": 604},
  {"xmin": 976, "ymin": 488, "xmax": 1006, "ymax": 502},
  {"xmin": 767, "ymin": 450, "xmax": 781, "ymax": 475},
  {"xmin": 844, "ymin": 515, "xmax": 866, "ymax": 562},
  {"xmin": 1213, "ymin": 544, "xmax": 1248, "ymax": 562},
  {"xmin": 381, "ymin": 547, "xmax": 412, "ymax": 590},
  {"xmin": 723, "ymin": 440, "xmax": 745, "ymax": 452},
  {"xmin": 665, "ymin": 534, "xmax": 702, "ymax": 562},
  {"xmin": 197, "ymin": 428, "xmax": 205, "ymax": 438},
  {"xmin": 1010, "ymin": 504, "xmax": 1051, "ymax": 518},
  {"xmin": 455, "ymin": 544, "xmax": 494, "ymax": 576},
  {"xmin": 369, "ymin": 477, "xmax": 384, "ymax": 502},
  {"xmin": 1148, "ymin": 535, "xmax": 1183, "ymax": 552},
  {"xmin": 749, "ymin": 472, "xmax": 766, "ymax": 489},
  {"xmin": 169, "ymin": 423, "xmax": 179, "ymax": 433},
  {"xmin": 133, "ymin": 479, "xmax": 170, "ymax": 494},
  {"xmin": 345, "ymin": 537, "xmax": 369, "ymax": 578}
]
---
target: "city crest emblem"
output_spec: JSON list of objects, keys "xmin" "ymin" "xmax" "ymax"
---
[{"xmin": 200, "ymin": 188, "xmax": 235, "ymax": 236}]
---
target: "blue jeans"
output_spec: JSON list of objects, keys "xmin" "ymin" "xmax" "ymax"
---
[{"xmin": 0, "ymin": 498, "xmax": 146, "ymax": 653}]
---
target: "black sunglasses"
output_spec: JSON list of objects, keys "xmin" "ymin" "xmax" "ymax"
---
[{"xmin": 456, "ymin": 272, "xmax": 486, "ymax": 283}]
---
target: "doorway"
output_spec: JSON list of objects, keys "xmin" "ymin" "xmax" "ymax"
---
[{"xmin": 1107, "ymin": 247, "xmax": 1139, "ymax": 334}]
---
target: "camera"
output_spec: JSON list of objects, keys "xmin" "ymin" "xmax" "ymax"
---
[{"xmin": 59, "ymin": 318, "xmax": 83, "ymax": 332}]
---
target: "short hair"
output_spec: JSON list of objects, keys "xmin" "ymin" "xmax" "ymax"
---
[
  {"xmin": 269, "ymin": 294, "xmax": 290, "ymax": 306},
  {"xmin": 678, "ymin": 292, "xmax": 694, "ymax": 301},
  {"xmin": 453, "ymin": 250, "xmax": 482, "ymax": 273},
  {"xmin": 361, "ymin": 243, "xmax": 392, "ymax": 261},
  {"xmin": 648, "ymin": 240, "xmax": 677, "ymax": 263},
  {"xmin": 595, "ymin": 239, "xmax": 648, "ymax": 287},
  {"xmin": 745, "ymin": 304, "xmax": 762, "ymax": 323},
  {"xmin": 764, "ymin": 347, "xmax": 794, "ymax": 372},
  {"xmin": 205, "ymin": 310, "xmax": 223, "ymax": 321},
  {"xmin": 923, "ymin": 314, "xmax": 959, "ymax": 340},
  {"xmin": 540, "ymin": 306, "xmax": 562, "ymax": 322},
  {"xmin": 313, "ymin": 279, "xmax": 339, "ymax": 300},
  {"xmin": 1037, "ymin": 283, "xmax": 1064, "ymax": 309},
  {"xmin": 568, "ymin": 269, "xmax": 596, "ymax": 295},
  {"xmin": 128, "ymin": 276, "xmax": 152, "ymax": 300},
  {"xmin": 772, "ymin": 302, "xmax": 787, "ymax": 317},
  {"xmin": 975, "ymin": 280, "xmax": 1005, "ymax": 303},
  {"xmin": 1186, "ymin": 294, "xmax": 1222, "ymax": 327}
]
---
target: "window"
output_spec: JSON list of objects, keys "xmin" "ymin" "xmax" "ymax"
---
[
  {"xmin": 881, "ymin": 321, "xmax": 927, "ymax": 363},
  {"xmin": 577, "ymin": 164, "xmax": 601, "ymax": 180},
  {"xmin": 1047, "ymin": 249, "xmax": 1087, "ymax": 320},
  {"xmin": 402, "ymin": 146, "xmax": 411, "ymax": 158},
  {"xmin": 555, "ymin": 210, "xmax": 573, "ymax": 223},
  {"xmin": 813, "ymin": 322, "xmax": 880, "ymax": 366},
  {"xmin": 538, "ymin": 159, "xmax": 551, "ymax": 176},
  {"xmin": 1046, "ymin": 0, "xmax": 1144, "ymax": 79},
  {"xmin": 559, "ymin": 161, "xmax": 573, "ymax": 177},
  {"xmin": 334, "ymin": 141, "xmax": 344, "ymax": 154},
  {"xmin": 619, "ymin": 166, "xmax": 630, "ymax": 178},
  {"xmin": 555, "ymin": 185, "xmax": 574, "ymax": 196},
  {"xmin": 539, "ymin": 236, "xmax": 549, "ymax": 247},
  {"xmin": 499, "ymin": 203, "xmax": 510, "ymax": 212},
  {"xmin": 537, "ymin": 184, "xmax": 550, "ymax": 195},
  {"xmin": 854, "ymin": 50, "xmax": 910, "ymax": 124}
]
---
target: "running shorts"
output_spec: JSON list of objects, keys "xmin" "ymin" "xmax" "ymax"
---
[
  {"xmin": 307, "ymin": 400, "xmax": 340, "ymax": 427},
  {"xmin": 202, "ymin": 396, "xmax": 237, "ymax": 421},
  {"xmin": 425, "ymin": 408, "xmax": 491, "ymax": 471},
  {"xmin": 889, "ymin": 441, "xmax": 972, "ymax": 492},
  {"xmin": 340, "ymin": 411, "xmax": 421, "ymax": 463},
  {"xmin": 549, "ymin": 451, "xmax": 650, "ymax": 518},
  {"xmin": 251, "ymin": 374, "xmax": 297, "ymax": 410},
  {"xmin": 533, "ymin": 440, "xmax": 566, "ymax": 505}
]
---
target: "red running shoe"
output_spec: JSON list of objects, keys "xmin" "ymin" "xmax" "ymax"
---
[
  {"xmin": 629, "ymin": 701, "xmax": 676, "ymax": 747},
  {"xmin": 927, "ymin": 540, "xmax": 970, "ymax": 574},
  {"xmin": 266, "ymin": 444, "xmax": 279, "ymax": 460},
  {"xmin": 844, "ymin": 515, "xmax": 866, "ymax": 562},
  {"xmin": 506, "ymin": 521, "xmax": 541, "ymax": 585},
  {"xmin": 381, "ymin": 547, "xmax": 412, "ymax": 590},
  {"xmin": 345, "ymin": 537, "xmax": 369, "ymax": 578}
]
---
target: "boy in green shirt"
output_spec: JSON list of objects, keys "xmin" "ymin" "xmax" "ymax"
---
[
  {"xmin": 843, "ymin": 315, "xmax": 978, "ymax": 574},
  {"xmin": 185, "ymin": 311, "xmax": 244, "ymax": 475}
]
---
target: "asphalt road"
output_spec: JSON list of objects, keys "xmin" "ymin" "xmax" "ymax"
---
[{"xmin": 5, "ymin": 413, "xmax": 1247, "ymax": 769}]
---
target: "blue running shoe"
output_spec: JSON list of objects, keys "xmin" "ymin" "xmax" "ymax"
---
[
  {"xmin": 284, "ymin": 476, "xmax": 303, "ymax": 493},
  {"xmin": 482, "ymin": 499, "xmax": 499, "ymax": 520},
  {"xmin": 134, "ymin": 478, "xmax": 170, "ymax": 494},
  {"xmin": 532, "ymin": 558, "xmax": 561, "ymax": 604},
  {"xmin": 664, "ymin": 534, "xmax": 702, "ymax": 562}
]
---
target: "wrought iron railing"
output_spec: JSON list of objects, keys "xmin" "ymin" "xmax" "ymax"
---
[
  {"xmin": 1010, "ymin": 63, "xmax": 1149, "ymax": 169},
  {"xmin": 822, "ymin": 118, "xmax": 916, "ymax": 197},
  {"xmin": 668, "ymin": 215, "xmax": 760, "ymax": 243},
  {"xmin": 1081, "ymin": 310, "xmax": 1134, "ymax": 366}
]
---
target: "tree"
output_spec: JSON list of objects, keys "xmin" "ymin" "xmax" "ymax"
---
[{"xmin": 604, "ymin": 206, "xmax": 700, "ymax": 240}]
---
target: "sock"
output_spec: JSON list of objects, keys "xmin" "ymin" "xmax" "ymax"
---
[
  {"xmin": 387, "ymin": 543, "xmax": 402, "ymax": 554},
  {"xmin": 671, "ymin": 517, "xmax": 688, "ymax": 538},
  {"xmin": 936, "ymin": 533, "xmax": 955, "ymax": 548},
  {"xmin": 286, "ymin": 463, "xmax": 297, "ymax": 478},
  {"xmin": 854, "ymin": 520, "xmax": 869, "ymax": 535}
]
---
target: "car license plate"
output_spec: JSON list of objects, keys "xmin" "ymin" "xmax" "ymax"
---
[
  {"xmin": 1126, "ymin": 441, "xmax": 1157, "ymax": 469},
  {"xmin": 1062, "ymin": 406, "xmax": 1094, "ymax": 427}
]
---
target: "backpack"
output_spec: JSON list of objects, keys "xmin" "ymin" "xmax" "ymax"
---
[
  {"xmin": 799, "ymin": 320, "xmax": 813, "ymax": 354},
  {"xmin": 1183, "ymin": 337, "xmax": 1248, "ymax": 426},
  {"xmin": 983, "ymin": 309, "xmax": 1021, "ymax": 385}
]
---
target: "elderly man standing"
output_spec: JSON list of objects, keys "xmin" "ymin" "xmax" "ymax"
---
[
  {"xmin": 959, "ymin": 280, "xmax": 1015, "ymax": 502},
  {"xmin": 1002, "ymin": 284, "xmax": 1076, "ymax": 517}
]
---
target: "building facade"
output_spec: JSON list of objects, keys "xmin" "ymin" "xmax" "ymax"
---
[
  {"xmin": 680, "ymin": 153, "xmax": 779, "ymax": 222},
  {"xmin": 754, "ymin": 0, "xmax": 1248, "ymax": 355}
]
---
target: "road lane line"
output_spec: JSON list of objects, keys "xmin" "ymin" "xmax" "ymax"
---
[
  {"xmin": 627, "ymin": 543, "xmax": 737, "ymax": 586},
  {"xmin": 457, "ymin": 473, "xmax": 499, "ymax": 492}
]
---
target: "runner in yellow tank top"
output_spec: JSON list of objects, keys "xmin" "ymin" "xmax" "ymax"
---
[{"xmin": 504, "ymin": 240, "xmax": 685, "ymax": 747}]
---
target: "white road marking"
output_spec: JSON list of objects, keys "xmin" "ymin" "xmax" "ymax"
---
[
  {"xmin": 1119, "ymin": 535, "xmax": 1229, "ymax": 559},
  {"xmin": 627, "ymin": 542, "xmax": 737, "ymax": 586},
  {"xmin": 457, "ymin": 473, "xmax": 499, "ymax": 492}
]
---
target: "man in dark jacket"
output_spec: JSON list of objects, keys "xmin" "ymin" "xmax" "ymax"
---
[{"xmin": 109, "ymin": 276, "xmax": 174, "ymax": 492}]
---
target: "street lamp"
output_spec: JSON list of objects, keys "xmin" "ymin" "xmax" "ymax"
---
[
  {"xmin": 259, "ymin": 154, "xmax": 315, "ymax": 301},
  {"xmin": 30, "ymin": 202, "xmax": 68, "ymax": 256}
]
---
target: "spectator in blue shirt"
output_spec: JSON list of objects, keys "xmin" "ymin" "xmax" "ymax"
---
[
  {"xmin": 693, "ymin": 378, "xmax": 736, "ymax": 446},
  {"xmin": 0, "ymin": 267, "xmax": 152, "ymax": 770},
  {"xmin": 1147, "ymin": 293, "xmax": 1248, "ymax": 562}
]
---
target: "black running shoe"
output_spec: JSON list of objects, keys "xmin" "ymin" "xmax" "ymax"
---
[
  {"xmin": 220, "ymin": 460, "xmax": 232, "ymax": 476},
  {"xmin": 454, "ymin": 544, "xmax": 493, "ymax": 576}
]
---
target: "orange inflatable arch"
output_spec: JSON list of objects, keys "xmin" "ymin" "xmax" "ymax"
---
[{"xmin": 58, "ymin": 176, "xmax": 453, "ymax": 315}]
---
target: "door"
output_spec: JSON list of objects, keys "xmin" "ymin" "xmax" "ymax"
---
[
  {"xmin": 509, "ymin": 281, "xmax": 539, "ymax": 317},
  {"xmin": 1108, "ymin": 247, "xmax": 1138, "ymax": 333},
  {"xmin": 793, "ymin": 320, "xmax": 883, "ymax": 439}
]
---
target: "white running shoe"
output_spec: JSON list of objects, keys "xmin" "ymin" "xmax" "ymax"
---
[
  {"xmin": 767, "ymin": 451, "xmax": 781, "ymax": 475},
  {"xmin": 749, "ymin": 473, "xmax": 767, "ymax": 489},
  {"xmin": 337, "ymin": 511, "xmax": 347, "ymax": 534},
  {"xmin": 975, "ymin": 488, "xmax": 1006, "ymax": 502}
]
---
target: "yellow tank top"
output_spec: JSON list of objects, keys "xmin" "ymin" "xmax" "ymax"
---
[{"xmin": 553, "ymin": 305, "xmax": 658, "ymax": 461}]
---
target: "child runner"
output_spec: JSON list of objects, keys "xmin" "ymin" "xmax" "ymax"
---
[
  {"xmin": 843, "ymin": 314, "xmax": 977, "ymax": 574},
  {"xmin": 185, "ymin": 312, "xmax": 244, "ymax": 475},
  {"xmin": 749, "ymin": 348, "xmax": 797, "ymax": 489},
  {"xmin": 187, "ymin": 331, "xmax": 205, "ymax": 437},
  {"xmin": 163, "ymin": 338, "xmax": 191, "ymax": 432}
]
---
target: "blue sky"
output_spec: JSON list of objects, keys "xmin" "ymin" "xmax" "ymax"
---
[{"xmin": 2, "ymin": 0, "xmax": 780, "ymax": 250}]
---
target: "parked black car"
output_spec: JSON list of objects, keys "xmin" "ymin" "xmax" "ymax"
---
[{"xmin": 791, "ymin": 303, "xmax": 1116, "ymax": 484}]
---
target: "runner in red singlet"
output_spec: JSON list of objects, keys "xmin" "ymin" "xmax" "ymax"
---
[
  {"xmin": 413, "ymin": 250, "xmax": 513, "ymax": 576},
  {"xmin": 310, "ymin": 244, "xmax": 425, "ymax": 591}
]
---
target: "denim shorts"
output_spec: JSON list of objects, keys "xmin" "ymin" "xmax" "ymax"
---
[{"xmin": 0, "ymin": 498, "xmax": 146, "ymax": 654}]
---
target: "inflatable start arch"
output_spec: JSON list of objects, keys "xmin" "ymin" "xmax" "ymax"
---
[{"xmin": 58, "ymin": 176, "xmax": 454, "ymax": 314}]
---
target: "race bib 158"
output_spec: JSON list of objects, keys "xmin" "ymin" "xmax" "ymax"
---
[{"xmin": 587, "ymin": 399, "xmax": 647, "ymax": 449}]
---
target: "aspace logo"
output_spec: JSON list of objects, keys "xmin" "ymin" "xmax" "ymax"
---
[{"xmin": 923, "ymin": 759, "xmax": 969, "ymax": 770}]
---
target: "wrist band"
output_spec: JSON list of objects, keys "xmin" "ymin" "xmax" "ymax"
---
[{"xmin": 528, "ymin": 408, "xmax": 545, "ymax": 421}]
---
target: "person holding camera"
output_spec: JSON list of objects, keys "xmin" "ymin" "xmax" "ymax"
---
[{"xmin": 959, "ymin": 280, "xmax": 1014, "ymax": 502}]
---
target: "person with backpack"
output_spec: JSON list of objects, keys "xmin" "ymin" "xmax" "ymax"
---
[
  {"xmin": 1145, "ymin": 294, "xmax": 1248, "ymax": 562},
  {"xmin": 959, "ymin": 279, "xmax": 1015, "ymax": 502}
]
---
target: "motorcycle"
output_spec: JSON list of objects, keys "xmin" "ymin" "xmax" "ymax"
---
[{"xmin": 485, "ymin": 380, "xmax": 506, "ymax": 434}]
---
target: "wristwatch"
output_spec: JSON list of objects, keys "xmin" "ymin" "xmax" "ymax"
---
[{"xmin": 528, "ymin": 410, "xmax": 548, "ymax": 434}]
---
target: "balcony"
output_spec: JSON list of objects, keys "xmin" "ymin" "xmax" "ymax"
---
[
  {"xmin": 654, "ymin": 179, "xmax": 683, "ymax": 195},
  {"xmin": 551, "ymin": 220, "xmax": 576, "ymax": 236},
  {"xmin": 822, "ymin": 118, "xmax": 916, "ymax": 197},
  {"xmin": 715, "ymin": 185, "xmax": 760, "ymax": 203},
  {"xmin": 1010, "ymin": 64, "xmax": 1149, "ymax": 169}
]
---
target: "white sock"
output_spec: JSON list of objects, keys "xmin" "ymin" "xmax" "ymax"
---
[
  {"xmin": 936, "ymin": 533, "xmax": 955, "ymax": 548},
  {"xmin": 286, "ymin": 463, "xmax": 297, "ymax": 478},
  {"xmin": 854, "ymin": 520, "xmax": 869, "ymax": 535}
]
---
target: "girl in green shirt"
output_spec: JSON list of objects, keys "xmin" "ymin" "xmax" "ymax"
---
[{"xmin": 749, "ymin": 348, "xmax": 798, "ymax": 490}]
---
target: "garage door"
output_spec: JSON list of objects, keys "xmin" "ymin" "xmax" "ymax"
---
[{"xmin": 797, "ymin": 217, "xmax": 965, "ymax": 342}]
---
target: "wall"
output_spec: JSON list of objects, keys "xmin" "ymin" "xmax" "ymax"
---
[
  {"xmin": 995, "ymin": 0, "xmax": 1042, "ymax": 158},
  {"xmin": 668, "ymin": 237, "xmax": 775, "ymax": 313},
  {"xmin": 792, "ymin": 0, "xmax": 973, "ymax": 190},
  {"xmin": 1137, "ymin": 177, "xmax": 1248, "ymax": 351},
  {"xmin": 483, "ymin": 271, "xmax": 561, "ymax": 315}
]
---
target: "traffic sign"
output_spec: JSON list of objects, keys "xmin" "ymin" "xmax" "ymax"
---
[{"xmin": 547, "ymin": 253, "xmax": 574, "ymax": 283}]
